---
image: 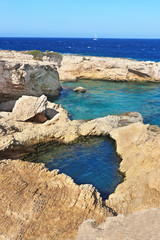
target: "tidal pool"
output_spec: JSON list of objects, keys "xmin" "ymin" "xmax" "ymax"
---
[
  {"xmin": 28, "ymin": 80, "xmax": 160, "ymax": 199},
  {"xmin": 24, "ymin": 137, "xmax": 123, "ymax": 200},
  {"xmin": 52, "ymin": 80, "xmax": 160, "ymax": 126}
]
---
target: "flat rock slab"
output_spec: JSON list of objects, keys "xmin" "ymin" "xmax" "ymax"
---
[
  {"xmin": 12, "ymin": 95, "xmax": 47, "ymax": 121},
  {"xmin": 76, "ymin": 208, "xmax": 160, "ymax": 240}
]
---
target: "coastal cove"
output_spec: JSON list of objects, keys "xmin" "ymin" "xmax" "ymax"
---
[
  {"xmin": 53, "ymin": 80, "xmax": 160, "ymax": 126},
  {"xmin": 23, "ymin": 136, "xmax": 124, "ymax": 200},
  {"xmin": 0, "ymin": 49, "xmax": 160, "ymax": 239}
]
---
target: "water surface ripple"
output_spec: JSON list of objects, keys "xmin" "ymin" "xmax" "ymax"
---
[
  {"xmin": 53, "ymin": 80, "xmax": 160, "ymax": 126},
  {"xmin": 25, "ymin": 137, "xmax": 123, "ymax": 200}
]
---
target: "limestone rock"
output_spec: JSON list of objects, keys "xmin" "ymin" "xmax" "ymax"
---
[
  {"xmin": 73, "ymin": 86, "xmax": 87, "ymax": 93},
  {"xmin": 0, "ymin": 111, "xmax": 12, "ymax": 118},
  {"xmin": 0, "ymin": 99, "xmax": 160, "ymax": 218},
  {"xmin": 105, "ymin": 122, "xmax": 160, "ymax": 214},
  {"xmin": 0, "ymin": 50, "xmax": 61, "ymax": 101},
  {"xmin": 76, "ymin": 208, "xmax": 160, "ymax": 240},
  {"xmin": 12, "ymin": 95, "xmax": 47, "ymax": 121},
  {"xmin": 0, "ymin": 104, "xmax": 142, "ymax": 159},
  {"xmin": 58, "ymin": 55, "xmax": 160, "ymax": 82},
  {"xmin": 0, "ymin": 159, "xmax": 111, "ymax": 240}
]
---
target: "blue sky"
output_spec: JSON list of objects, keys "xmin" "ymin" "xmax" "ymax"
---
[{"xmin": 0, "ymin": 0, "xmax": 160, "ymax": 38}]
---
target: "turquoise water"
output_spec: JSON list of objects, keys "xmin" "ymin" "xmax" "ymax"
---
[
  {"xmin": 30, "ymin": 80, "xmax": 160, "ymax": 199},
  {"xmin": 25, "ymin": 137, "xmax": 123, "ymax": 200},
  {"xmin": 52, "ymin": 80, "xmax": 160, "ymax": 126}
]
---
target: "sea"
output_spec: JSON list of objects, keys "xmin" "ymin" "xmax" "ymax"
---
[
  {"xmin": 2, "ymin": 38, "xmax": 160, "ymax": 199},
  {"xmin": 0, "ymin": 37, "xmax": 160, "ymax": 62}
]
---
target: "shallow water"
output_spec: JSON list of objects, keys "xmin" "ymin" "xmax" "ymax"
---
[
  {"xmin": 53, "ymin": 80, "xmax": 160, "ymax": 126},
  {"xmin": 24, "ymin": 137, "xmax": 123, "ymax": 200},
  {"xmin": 28, "ymin": 80, "xmax": 160, "ymax": 199}
]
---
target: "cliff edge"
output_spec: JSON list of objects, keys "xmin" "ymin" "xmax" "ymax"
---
[{"xmin": 0, "ymin": 50, "xmax": 61, "ymax": 101}]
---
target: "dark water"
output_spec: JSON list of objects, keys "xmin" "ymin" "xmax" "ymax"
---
[
  {"xmin": 24, "ymin": 137, "xmax": 123, "ymax": 200},
  {"xmin": 54, "ymin": 80, "xmax": 160, "ymax": 126},
  {"xmin": 0, "ymin": 37, "xmax": 160, "ymax": 61}
]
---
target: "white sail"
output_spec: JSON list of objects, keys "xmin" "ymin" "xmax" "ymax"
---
[{"xmin": 93, "ymin": 34, "xmax": 97, "ymax": 40}]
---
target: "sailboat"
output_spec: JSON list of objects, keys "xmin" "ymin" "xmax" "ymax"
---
[{"xmin": 93, "ymin": 34, "xmax": 97, "ymax": 41}]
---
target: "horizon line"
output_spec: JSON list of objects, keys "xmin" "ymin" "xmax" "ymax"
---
[{"xmin": 0, "ymin": 37, "xmax": 160, "ymax": 40}]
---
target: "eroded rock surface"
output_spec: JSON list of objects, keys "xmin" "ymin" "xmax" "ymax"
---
[
  {"xmin": 0, "ymin": 159, "xmax": 111, "ymax": 240},
  {"xmin": 58, "ymin": 55, "xmax": 160, "ymax": 82},
  {"xmin": 12, "ymin": 95, "xmax": 47, "ymax": 121},
  {"xmin": 0, "ymin": 96, "xmax": 160, "ymax": 236},
  {"xmin": 0, "ymin": 51, "xmax": 61, "ymax": 101},
  {"xmin": 106, "ymin": 122, "xmax": 160, "ymax": 214},
  {"xmin": 76, "ymin": 208, "xmax": 160, "ymax": 240},
  {"xmin": 0, "ymin": 98, "xmax": 142, "ymax": 159}
]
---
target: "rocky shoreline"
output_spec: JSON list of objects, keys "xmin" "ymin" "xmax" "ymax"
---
[
  {"xmin": 0, "ymin": 50, "xmax": 160, "ymax": 239},
  {"xmin": 0, "ymin": 95, "xmax": 160, "ymax": 239},
  {"xmin": 59, "ymin": 54, "xmax": 160, "ymax": 82}
]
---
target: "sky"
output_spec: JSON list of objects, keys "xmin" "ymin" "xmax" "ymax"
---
[{"xmin": 0, "ymin": 0, "xmax": 160, "ymax": 38}]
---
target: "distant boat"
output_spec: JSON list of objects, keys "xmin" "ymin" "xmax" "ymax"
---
[{"xmin": 93, "ymin": 34, "xmax": 98, "ymax": 41}]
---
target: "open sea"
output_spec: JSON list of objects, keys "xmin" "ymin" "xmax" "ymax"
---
[
  {"xmin": 0, "ymin": 37, "xmax": 160, "ymax": 62},
  {"xmin": 3, "ymin": 38, "xmax": 160, "ymax": 199}
]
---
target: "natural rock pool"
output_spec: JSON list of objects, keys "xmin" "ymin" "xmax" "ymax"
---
[
  {"xmin": 24, "ymin": 137, "xmax": 123, "ymax": 200},
  {"xmin": 53, "ymin": 80, "xmax": 160, "ymax": 126},
  {"xmin": 28, "ymin": 80, "xmax": 160, "ymax": 199}
]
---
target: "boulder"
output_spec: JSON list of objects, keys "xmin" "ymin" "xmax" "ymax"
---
[
  {"xmin": 12, "ymin": 95, "xmax": 47, "ymax": 121},
  {"xmin": 73, "ymin": 86, "xmax": 87, "ymax": 93}
]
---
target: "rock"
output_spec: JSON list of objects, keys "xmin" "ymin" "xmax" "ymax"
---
[
  {"xmin": 0, "ymin": 100, "xmax": 160, "ymax": 218},
  {"xmin": 0, "ymin": 100, "xmax": 16, "ymax": 112},
  {"xmin": 12, "ymin": 95, "xmax": 47, "ymax": 121},
  {"xmin": 105, "ymin": 122, "xmax": 160, "ymax": 214},
  {"xmin": 44, "ymin": 101, "xmax": 59, "ymax": 119},
  {"xmin": 73, "ymin": 86, "xmax": 87, "ymax": 93},
  {"xmin": 0, "ymin": 159, "xmax": 111, "ymax": 240},
  {"xmin": 0, "ymin": 106, "xmax": 142, "ymax": 159},
  {"xmin": 0, "ymin": 112, "xmax": 12, "ymax": 118},
  {"xmin": 28, "ymin": 113, "xmax": 47, "ymax": 123},
  {"xmin": 0, "ymin": 50, "xmax": 61, "ymax": 101},
  {"xmin": 58, "ymin": 55, "xmax": 160, "ymax": 82},
  {"xmin": 76, "ymin": 208, "xmax": 160, "ymax": 240}
]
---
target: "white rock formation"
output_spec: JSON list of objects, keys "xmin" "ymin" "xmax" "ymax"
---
[
  {"xmin": 0, "ymin": 51, "xmax": 61, "ymax": 101},
  {"xmin": 12, "ymin": 95, "xmax": 47, "ymax": 121}
]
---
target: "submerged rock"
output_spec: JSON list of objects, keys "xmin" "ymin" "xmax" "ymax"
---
[{"xmin": 73, "ymin": 86, "xmax": 87, "ymax": 93}]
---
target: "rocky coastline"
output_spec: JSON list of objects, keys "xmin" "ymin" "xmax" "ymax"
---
[
  {"xmin": 0, "ymin": 50, "xmax": 160, "ymax": 239},
  {"xmin": 59, "ymin": 54, "xmax": 160, "ymax": 82}
]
